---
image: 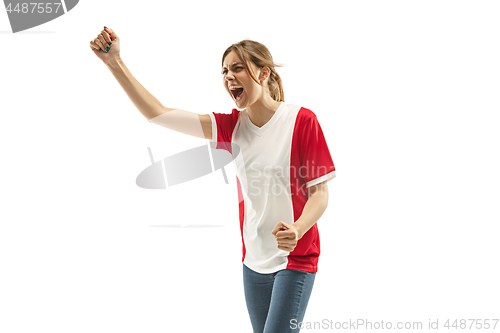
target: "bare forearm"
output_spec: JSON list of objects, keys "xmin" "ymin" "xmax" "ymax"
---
[
  {"xmin": 105, "ymin": 57, "xmax": 168, "ymax": 120},
  {"xmin": 294, "ymin": 187, "xmax": 329, "ymax": 239}
]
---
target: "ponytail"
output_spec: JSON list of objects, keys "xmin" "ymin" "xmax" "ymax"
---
[{"xmin": 268, "ymin": 68, "xmax": 284, "ymax": 102}]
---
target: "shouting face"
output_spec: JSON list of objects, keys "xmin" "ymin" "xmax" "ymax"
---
[{"xmin": 222, "ymin": 50, "xmax": 267, "ymax": 109}]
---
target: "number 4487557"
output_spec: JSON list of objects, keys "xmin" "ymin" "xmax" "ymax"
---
[
  {"xmin": 6, "ymin": 3, "xmax": 62, "ymax": 14},
  {"xmin": 444, "ymin": 319, "xmax": 498, "ymax": 330}
]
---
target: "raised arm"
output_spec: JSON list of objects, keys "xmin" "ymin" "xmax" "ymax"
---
[{"xmin": 90, "ymin": 27, "xmax": 212, "ymax": 140}]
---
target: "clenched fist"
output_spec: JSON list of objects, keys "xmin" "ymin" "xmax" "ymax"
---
[
  {"xmin": 90, "ymin": 26, "xmax": 120, "ymax": 63},
  {"xmin": 271, "ymin": 221, "xmax": 300, "ymax": 252}
]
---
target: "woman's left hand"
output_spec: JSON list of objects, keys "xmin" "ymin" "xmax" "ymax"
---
[{"xmin": 271, "ymin": 221, "xmax": 299, "ymax": 252}]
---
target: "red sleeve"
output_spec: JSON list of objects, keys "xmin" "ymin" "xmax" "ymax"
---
[
  {"xmin": 209, "ymin": 109, "xmax": 240, "ymax": 154},
  {"xmin": 298, "ymin": 112, "xmax": 336, "ymax": 188}
]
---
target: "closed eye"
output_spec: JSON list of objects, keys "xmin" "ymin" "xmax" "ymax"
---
[{"xmin": 222, "ymin": 66, "xmax": 244, "ymax": 75}]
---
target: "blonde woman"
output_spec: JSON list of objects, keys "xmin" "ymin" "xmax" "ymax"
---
[{"xmin": 90, "ymin": 27, "xmax": 336, "ymax": 333}]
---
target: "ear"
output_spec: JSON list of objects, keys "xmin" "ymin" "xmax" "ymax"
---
[{"xmin": 259, "ymin": 66, "xmax": 271, "ymax": 82}]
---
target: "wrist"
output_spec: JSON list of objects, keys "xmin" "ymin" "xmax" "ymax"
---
[
  {"xmin": 293, "ymin": 220, "xmax": 307, "ymax": 240},
  {"xmin": 104, "ymin": 56, "xmax": 122, "ymax": 68}
]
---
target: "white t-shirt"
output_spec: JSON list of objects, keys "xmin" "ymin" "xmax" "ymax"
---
[{"xmin": 209, "ymin": 102, "xmax": 336, "ymax": 273}]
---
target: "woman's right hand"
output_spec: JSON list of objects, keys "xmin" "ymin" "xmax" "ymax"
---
[{"xmin": 90, "ymin": 27, "xmax": 120, "ymax": 64}]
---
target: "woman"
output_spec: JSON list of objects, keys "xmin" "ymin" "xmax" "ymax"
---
[{"xmin": 90, "ymin": 27, "xmax": 336, "ymax": 333}]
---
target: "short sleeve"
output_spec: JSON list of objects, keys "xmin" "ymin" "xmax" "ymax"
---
[
  {"xmin": 299, "ymin": 115, "xmax": 336, "ymax": 188},
  {"xmin": 209, "ymin": 109, "xmax": 240, "ymax": 153}
]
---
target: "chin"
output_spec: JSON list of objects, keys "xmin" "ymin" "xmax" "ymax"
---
[{"xmin": 230, "ymin": 95, "xmax": 247, "ymax": 109}]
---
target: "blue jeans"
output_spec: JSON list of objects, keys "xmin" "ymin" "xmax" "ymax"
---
[{"xmin": 243, "ymin": 263, "xmax": 316, "ymax": 333}]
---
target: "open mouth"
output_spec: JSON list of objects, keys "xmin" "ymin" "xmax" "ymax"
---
[{"xmin": 230, "ymin": 87, "xmax": 244, "ymax": 101}]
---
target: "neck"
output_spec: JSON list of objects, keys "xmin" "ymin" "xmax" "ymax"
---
[{"xmin": 246, "ymin": 94, "xmax": 282, "ymax": 128}]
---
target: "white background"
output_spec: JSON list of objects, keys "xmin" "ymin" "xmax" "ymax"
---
[{"xmin": 1, "ymin": 1, "xmax": 499, "ymax": 332}]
